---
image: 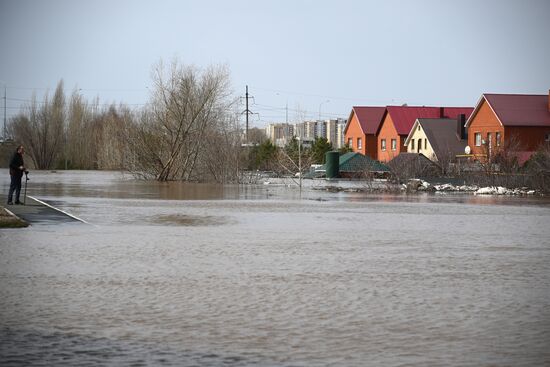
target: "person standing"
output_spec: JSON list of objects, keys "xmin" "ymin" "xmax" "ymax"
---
[{"xmin": 7, "ymin": 145, "xmax": 27, "ymax": 205}]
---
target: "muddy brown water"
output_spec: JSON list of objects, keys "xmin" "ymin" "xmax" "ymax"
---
[{"xmin": 1, "ymin": 170, "xmax": 550, "ymax": 366}]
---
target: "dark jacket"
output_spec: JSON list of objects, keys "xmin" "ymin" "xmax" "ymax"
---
[{"xmin": 9, "ymin": 151, "xmax": 24, "ymax": 177}]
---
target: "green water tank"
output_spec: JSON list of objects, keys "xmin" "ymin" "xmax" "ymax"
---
[{"xmin": 325, "ymin": 151, "xmax": 340, "ymax": 178}]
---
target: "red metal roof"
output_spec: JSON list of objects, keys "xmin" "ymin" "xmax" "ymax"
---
[
  {"xmin": 348, "ymin": 106, "xmax": 386, "ymax": 135},
  {"xmin": 385, "ymin": 106, "xmax": 474, "ymax": 135},
  {"xmin": 483, "ymin": 94, "xmax": 550, "ymax": 127}
]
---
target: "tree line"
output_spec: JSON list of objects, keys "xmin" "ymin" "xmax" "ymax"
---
[{"xmin": 8, "ymin": 60, "xmax": 245, "ymax": 182}]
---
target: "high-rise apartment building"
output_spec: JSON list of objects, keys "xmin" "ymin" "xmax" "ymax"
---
[{"xmin": 265, "ymin": 123, "xmax": 294, "ymax": 147}]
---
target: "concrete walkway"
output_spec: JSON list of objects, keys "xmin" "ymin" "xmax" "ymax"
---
[{"xmin": 1, "ymin": 195, "xmax": 86, "ymax": 225}]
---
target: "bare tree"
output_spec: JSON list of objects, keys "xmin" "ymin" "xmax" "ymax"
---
[
  {"xmin": 247, "ymin": 127, "xmax": 267, "ymax": 145},
  {"xmin": 66, "ymin": 90, "xmax": 95, "ymax": 169},
  {"xmin": 96, "ymin": 104, "xmax": 133, "ymax": 170},
  {"xmin": 127, "ymin": 60, "xmax": 234, "ymax": 181},
  {"xmin": 193, "ymin": 112, "xmax": 241, "ymax": 183},
  {"xmin": 10, "ymin": 80, "xmax": 66, "ymax": 169}
]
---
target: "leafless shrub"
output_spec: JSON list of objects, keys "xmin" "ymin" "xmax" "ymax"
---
[
  {"xmin": 10, "ymin": 80, "xmax": 66, "ymax": 169},
  {"xmin": 387, "ymin": 153, "xmax": 440, "ymax": 183}
]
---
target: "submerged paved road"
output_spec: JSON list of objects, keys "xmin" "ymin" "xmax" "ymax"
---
[{"xmin": 0, "ymin": 195, "xmax": 84, "ymax": 225}]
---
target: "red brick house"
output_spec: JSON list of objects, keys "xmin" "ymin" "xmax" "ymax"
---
[
  {"xmin": 376, "ymin": 106, "xmax": 474, "ymax": 162},
  {"xmin": 464, "ymin": 92, "xmax": 550, "ymax": 163},
  {"xmin": 343, "ymin": 107, "xmax": 386, "ymax": 159}
]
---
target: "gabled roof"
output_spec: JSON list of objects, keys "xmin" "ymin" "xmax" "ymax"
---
[
  {"xmin": 338, "ymin": 152, "xmax": 390, "ymax": 172},
  {"xmin": 384, "ymin": 106, "xmax": 474, "ymax": 135},
  {"xmin": 307, "ymin": 152, "xmax": 390, "ymax": 177},
  {"xmin": 465, "ymin": 93, "xmax": 550, "ymax": 128},
  {"xmin": 387, "ymin": 153, "xmax": 441, "ymax": 176},
  {"xmin": 405, "ymin": 118, "xmax": 467, "ymax": 160},
  {"xmin": 345, "ymin": 106, "xmax": 386, "ymax": 135}
]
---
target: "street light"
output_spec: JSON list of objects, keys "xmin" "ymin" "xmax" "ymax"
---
[{"xmin": 318, "ymin": 99, "xmax": 330, "ymax": 121}]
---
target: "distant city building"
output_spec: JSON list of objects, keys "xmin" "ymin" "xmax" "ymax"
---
[
  {"xmin": 326, "ymin": 118, "xmax": 347, "ymax": 149},
  {"xmin": 267, "ymin": 117, "xmax": 347, "ymax": 148},
  {"xmin": 294, "ymin": 122, "xmax": 305, "ymax": 140},
  {"xmin": 315, "ymin": 120, "xmax": 327, "ymax": 141},
  {"xmin": 265, "ymin": 123, "xmax": 294, "ymax": 147},
  {"xmin": 304, "ymin": 120, "xmax": 317, "ymax": 140}
]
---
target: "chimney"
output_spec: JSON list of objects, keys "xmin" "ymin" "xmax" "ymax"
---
[
  {"xmin": 440, "ymin": 107, "xmax": 445, "ymax": 118},
  {"xmin": 457, "ymin": 114, "xmax": 467, "ymax": 140}
]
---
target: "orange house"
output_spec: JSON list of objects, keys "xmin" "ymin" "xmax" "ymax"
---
[
  {"xmin": 376, "ymin": 106, "xmax": 474, "ymax": 162},
  {"xmin": 465, "ymin": 92, "xmax": 550, "ymax": 163},
  {"xmin": 343, "ymin": 106, "xmax": 386, "ymax": 159}
]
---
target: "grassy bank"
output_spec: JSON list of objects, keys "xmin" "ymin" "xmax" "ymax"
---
[{"xmin": 0, "ymin": 206, "xmax": 28, "ymax": 228}]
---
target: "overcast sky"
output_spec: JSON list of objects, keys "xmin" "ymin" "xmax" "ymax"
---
[{"xmin": 1, "ymin": 0, "xmax": 549, "ymax": 126}]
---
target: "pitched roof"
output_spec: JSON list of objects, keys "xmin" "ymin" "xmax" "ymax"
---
[
  {"xmin": 345, "ymin": 106, "xmax": 386, "ymax": 135},
  {"xmin": 385, "ymin": 106, "xmax": 474, "ymax": 135},
  {"xmin": 466, "ymin": 94, "xmax": 550, "ymax": 127},
  {"xmin": 413, "ymin": 118, "xmax": 467, "ymax": 160},
  {"xmin": 387, "ymin": 153, "xmax": 441, "ymax": 176},
  {"xmin": 338, "ymin": 152, "xmax": 390, "ymax": 172},
  {"xmin": 307, "ymin": 152, "xmax": 390, "ymax": 177}
]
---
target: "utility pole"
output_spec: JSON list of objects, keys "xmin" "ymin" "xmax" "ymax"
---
[
  {"xmin": 241, "ymin": 85, "xmax": 255, "ymax": 145},
  {"xmin": 2, "ymin": 84, "xmax": 6, "ymax": 140}
]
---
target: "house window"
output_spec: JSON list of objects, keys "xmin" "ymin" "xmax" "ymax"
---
[
  {"xmin": 545, "ymin": 133, "xmax": 550, "ymax": 142},
  {"xmin": 381, "ymin": 139, "xmax": 386, "ymax": 151},
  {"xmin": 391, "ymin": 139, "xmax": 397, "ymax": 151},
  {"xmin": 411, "ymin": 139, "xmax": 415, "ymax": 150},
  {"xmin": 496, "ymin": 132, "xmax": 501, "ymax": 146},
  {"xmin": 357, "ymin": 137, "xmax": 362, "ymax": 150},
  {"xmin": 424, "ymin": 138, "xmax": 428, "ymax": 150},
  {"xmin": 475, "ymin": 132, "xmax": 481, "ymax": 146},
  {"xmin": 348, "ymin": 138, "xmax": 353, "ymax": 148}
]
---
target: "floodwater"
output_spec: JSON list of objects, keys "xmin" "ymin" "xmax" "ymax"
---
[{"xmin": 1, "ymin": 170, "xmax": 550, "ymax": 366}]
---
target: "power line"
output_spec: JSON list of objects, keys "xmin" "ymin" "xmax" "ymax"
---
[{"xmin": 241, "ymin": 84, "xmax": 393, "ymax": 104}]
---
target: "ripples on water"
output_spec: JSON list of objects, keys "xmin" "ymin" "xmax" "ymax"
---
[
  {"xmin": 1, "ymin": 171, "xmax": 550, "ymax": 366},
  {"xmin": 0, "ymin": 328, "xmax": 279, "ymax": 367}
]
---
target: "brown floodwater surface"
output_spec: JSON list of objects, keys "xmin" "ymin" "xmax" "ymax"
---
[{"xmin": 1, "ymin": 170, "xmax": 549, "ymax": 366}]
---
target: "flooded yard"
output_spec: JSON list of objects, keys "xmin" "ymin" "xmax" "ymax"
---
[{"xmin": 1, "ymin": 171, "xmax": 550, "ymax": 366}]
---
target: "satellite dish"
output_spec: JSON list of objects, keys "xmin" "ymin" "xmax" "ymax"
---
[{"xmin": 464, "ymin": 146, "xmax": 471, "ymax": 154}]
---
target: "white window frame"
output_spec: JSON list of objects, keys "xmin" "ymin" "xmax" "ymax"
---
[
  {"xmin": 475, "ymin": 132, "xmax": 482, "ymax": 146},
  {"xmin": 391, "ymin": 139, "xmax": 397, "ymax": 151},
  {"xmin": 348, "ymin": 138, "xmax": 353, "ymax": 148},
  {"xmin": 381, "ymin": 139, "xmax": 386, "ymax": 151},
  {"xmin": 357, "ymin": 137, "xmax": 362, "ymax": 150}
]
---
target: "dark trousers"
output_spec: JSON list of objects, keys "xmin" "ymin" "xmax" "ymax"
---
[{"xmin": 8, "ymin": 174, "xmax": 23, "ymax": 203}]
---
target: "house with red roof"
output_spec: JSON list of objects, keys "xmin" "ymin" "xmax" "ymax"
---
[
  {"xmin": 343, "ymin": 106, "xmax": 386, "ymax": 159},
  {"xmin": 376, "ymin": 106, "xmax": 474, "ymax": 162},
  {"xmin": 464, "ymin": 92, "xmax": 550, "ymax": 164}
]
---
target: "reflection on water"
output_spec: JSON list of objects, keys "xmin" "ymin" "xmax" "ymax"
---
[
  {"xmin": 1, "ymin": 170, "xmax": 550, "ymax": 366},
  {"xmin": 3, "ymin": 169, "xmax": 550, "ymax": 205}
]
